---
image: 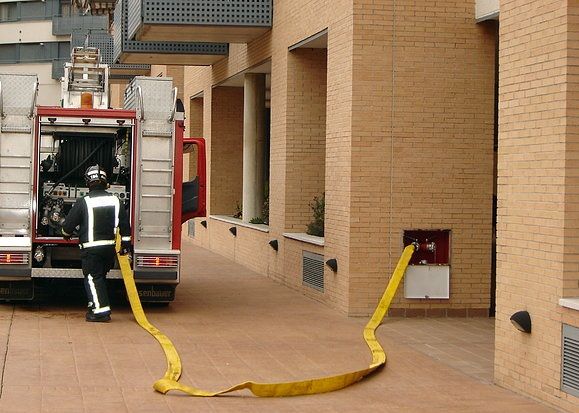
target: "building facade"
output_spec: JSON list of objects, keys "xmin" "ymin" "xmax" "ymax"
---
[
  {"xmin": 0, "ymin": 0, "xmax": 74, "ymax": 105},
  {"xmin": 495, "ymin": 0, "xmax": 579, "ymax": 411},
  {"xmin": 177, "ymin": 0, "xmax": 579, "ymax": 409},
  {"xmin": 182, "ymin": 1, "xmax": 497, "ymax": 318},
  {"xmin": 0, "ymin": 0, "xmax": 146, "ymax": 106}
]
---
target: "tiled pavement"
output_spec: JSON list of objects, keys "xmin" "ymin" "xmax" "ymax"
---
[{"xmin": 0, "ymin": 237, "xmax": 557, "ymax": 412}]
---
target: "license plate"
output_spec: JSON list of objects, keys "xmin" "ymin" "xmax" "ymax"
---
[
  {"xmin": 137, "ymin": 284, "xmax": 175, "ymax": 302},
  {"xmin": 0, "ymin": 281, "xmax": 34, "ymax": 300}
]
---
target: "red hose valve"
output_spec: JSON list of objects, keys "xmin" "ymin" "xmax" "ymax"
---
[{"xmin": 418, "ymin": 241, "xmax": 436, "ymax": 253}]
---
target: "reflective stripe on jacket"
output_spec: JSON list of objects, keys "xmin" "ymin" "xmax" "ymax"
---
[{"xmin": 62, "ymin": 189, "xmax": 131, "ymax": 248}]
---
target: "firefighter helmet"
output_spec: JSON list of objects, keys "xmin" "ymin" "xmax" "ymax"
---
[{"xmin": 84, "ymin": 164, "xmax": 107, "ymax": 188}]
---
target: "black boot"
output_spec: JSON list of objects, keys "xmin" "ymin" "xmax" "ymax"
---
[{"xmin": 86, "ymin": 311, "xmax": 111, "ymax": 322}]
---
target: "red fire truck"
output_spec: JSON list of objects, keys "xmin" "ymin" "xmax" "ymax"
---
[{"xmin": 0, "ymin": 47, "xmax": 205, "ymax": 302}]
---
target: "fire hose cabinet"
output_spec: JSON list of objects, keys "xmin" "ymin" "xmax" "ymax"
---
[{"xmin": 402, "ymin": 230, "xmax": 451, "ymax": 299}]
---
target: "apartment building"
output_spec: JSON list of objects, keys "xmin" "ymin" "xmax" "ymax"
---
[
  {"xmin": 0, "ymin": 0, "xmax": 75, "ymax": 105},
  {"xmin": 141, "ymin": 0, "xmax": 575, "ymax": 410},
  {"xmin": 0, "ymin": 0, "xmax": 147, "ymax": 106}
]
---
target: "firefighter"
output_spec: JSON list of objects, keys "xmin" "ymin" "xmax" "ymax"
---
[{"xmin": 61, "ymin": 164, "xmax": 131, "ymax": 322}]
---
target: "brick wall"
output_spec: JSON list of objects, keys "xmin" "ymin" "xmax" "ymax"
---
[
  {"xmin": 347, "ymin": 0, "xmax": 496, "ymax": 315},
  {"xmin": 182, "ymin": 0, "xmax": 495, "ymax": 318},
  {"xmin": 167, "ymin": 66, "xmax": 184, "ymax": 100},
  {"xmin": 183, "ymin": 0, "xmax": 351, "ymax": 311},
  {"xmin": 285, "ymin": 48, "xmax": 327, "ymax": 232},
  {"xmin": 188, "ymin": 97, "xmax": 203, "ymax": 180},
  {"xmin": 210, "ymin": 87, "xmax": 244, "ymax": 215},
  {"xmin": 565, "ymin": 2, "xmax": 579, "ymax": 299},
  {"xmin": 109, "ymin": 81, "xmax": 128, "ymax": 109},
  {"xmin": 496, "ymin": 1, "xmax": 579, "ymax": 410},
  {"xmin": 150, "ymin": 65, "xmax": 164, "ymax": 77}
]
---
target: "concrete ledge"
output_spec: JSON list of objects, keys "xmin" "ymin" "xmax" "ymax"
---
[
  {"xmin": 210, "ymin": 215, "xmax": 270, "ymax": 233},
  {"xmin": 560, "ymin": 298, "xmax": 579, "ymax": 311},
  {"xmin": 283, "ymin": 232, "xmax": 325, "ymax": 246}
]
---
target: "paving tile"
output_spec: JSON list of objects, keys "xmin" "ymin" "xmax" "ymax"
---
[
  {"xmin": 0, "ymin": 237, "xmax": 559, "ymax": 412},
  {"xmin": 0, "ymin": 385, "xmax": 42, "ymax": 413}
]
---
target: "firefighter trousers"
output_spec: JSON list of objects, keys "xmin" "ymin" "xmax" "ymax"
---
[{"xmin": 81, "ymin": 245, "xmax": 115, "ymax": 316}]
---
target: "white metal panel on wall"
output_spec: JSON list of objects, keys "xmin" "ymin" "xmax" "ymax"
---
[
  {"xmin": 404, "ymin": 265, "xmax": 450, "ymax": 299},
  {"xmin": 476, "ymin": 0, "xmax": 499, "ymax": 22}
]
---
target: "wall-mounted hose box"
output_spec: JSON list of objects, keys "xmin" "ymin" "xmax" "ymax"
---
[{"xmin": 403, "ymin": 230, "xmax": 451, "ymax": 299}]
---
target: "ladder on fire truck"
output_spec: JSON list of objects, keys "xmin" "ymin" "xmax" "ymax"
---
[
  {"xmin": 63, "ymin": 46, "xmax": 109, "ymax": 109},
  {"xmin": 0, "ymin": 74, "xmax": 38, "ymax": 238},
  {"xmin": 124, "ymin": 77, "xmax": 178, "ymax": 250}
]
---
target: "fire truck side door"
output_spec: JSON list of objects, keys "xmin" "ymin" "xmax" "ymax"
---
[{"xmin": 181, "ymin": 138, "xmax": 206, "ymax": 223}]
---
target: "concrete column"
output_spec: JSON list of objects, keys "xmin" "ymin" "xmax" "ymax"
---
[{"xmin": 242, "ymin": 73, "xmax": 266, "ymax": 223}]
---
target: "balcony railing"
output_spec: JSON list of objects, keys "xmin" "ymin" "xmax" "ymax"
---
[
  {"xmin": 113, "ymin": 0, "xmax": 228, "ymax": 66},
  {"xmin": 126, "ymin": 0, "xmax": 272, "ymax": 43},
  {"xmin": 51, "ymin": 58, "xmax": 68, "ymax": 79},
  {"xmin": 52, "ymin": 15, "xmax": 108, "ymax": 36}
]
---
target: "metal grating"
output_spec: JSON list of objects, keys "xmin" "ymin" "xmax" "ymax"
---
[
  {"xmin": 126, "ymin": 0, "xmax": 272, "ymax": 39},
  {"xmin": 114, "ymin": 0, "xmax": 228, "ymax": 63},
  {"xmin": 562, "ymin": 324, "xmax": 579, "ymax": 398},
  {"xmin": 51, "ymin": 59, "xmax": 67, "ymax": 79},
  {"xmin": 72, "ymin": 29, "xmax": 114, "ymax": 62},
  {"xmin": 128, "ymin": 0, "xmax": 142, "ymax": 42},
  {"xmin": 71, "ymin": 29, "xmax": 150, "ymax": 73},
  {"xmin": 302, "ymin": 251, "xmax": 324, "ymax": 292},
  {"xmin": 52, "ymin": 15, "xmax": 108, "ymax": 36},
  {"xmin": 113, "ymin": 0, "xmax": 124, "ymax": 63},
  {"xmin": 138, "ymin": 0, "xmax": 271, "ymax": 26}
]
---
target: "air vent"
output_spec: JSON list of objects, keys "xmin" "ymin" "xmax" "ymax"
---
[
  {"xmin": 562, "ymin": 324, "xmax": 579, "ymax": 398},
  {"xmin": 303, "ymin": 251, "xmax": 324, "ymax": 292}
]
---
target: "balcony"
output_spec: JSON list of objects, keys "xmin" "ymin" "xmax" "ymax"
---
[
  {"xmin": 126, "ymin": 0, "xmax": 272, "ymax": 43},
  {"xmin": 52, "ymin": 15, "xmax": 108, "ymax": 36},
  {"xmin": 113, "ymin": 0, "xmax": 228, "ymax": 65}
]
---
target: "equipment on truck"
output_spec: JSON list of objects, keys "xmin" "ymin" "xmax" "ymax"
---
[{"xmin": 0, "ymin": 47, "xmax": 206, "ymax": 302}]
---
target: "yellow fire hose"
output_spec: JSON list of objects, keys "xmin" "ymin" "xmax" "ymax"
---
[{"xmin": 116, "ymin": 241, "xmax": 415, "ymax": 397}]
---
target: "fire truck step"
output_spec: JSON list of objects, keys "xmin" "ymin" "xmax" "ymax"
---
[{"xmin": 118, "ymin": 236, "xmax": 416, "ymax": 397}]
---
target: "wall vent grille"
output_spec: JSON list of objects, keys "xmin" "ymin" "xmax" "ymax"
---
[
  {"xmin": 562, "ymin": 324, "xmax": 579, "ymax": 398},
  {"xmin": 302, "ymin": 251, "xmax": 324, "ymax": 292}
]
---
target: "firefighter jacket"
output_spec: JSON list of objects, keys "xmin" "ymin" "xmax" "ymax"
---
[{"xmin": 62, "ymin": 189, "xmax": 131, "ymax": 249}]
